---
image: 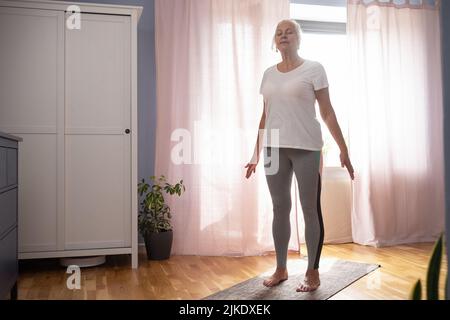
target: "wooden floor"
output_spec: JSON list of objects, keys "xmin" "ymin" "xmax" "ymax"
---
[{"xmin": 17, "ymin": 242, "xmax": 447, "ymax": 300}]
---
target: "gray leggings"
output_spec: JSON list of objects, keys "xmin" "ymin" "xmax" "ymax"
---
[{"xmin": 264, "ymin": 147, "xmax": 324, "ymax": 270}]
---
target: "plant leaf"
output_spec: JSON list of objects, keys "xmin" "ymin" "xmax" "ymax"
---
[
  {"xmin": 410, "ymin": 280, "xmax": 422, "ymax": 300},
  {"xmin": 426, "ymin": 234, "xmax": 443, "ymax": 300}
]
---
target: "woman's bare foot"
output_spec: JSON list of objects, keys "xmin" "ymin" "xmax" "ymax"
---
[
  {"xmin": 263, "ymin": 268, "xmax": 288, "ymax": 287},
  {"xmin": 296, "ymin": 269, "xmax": 320, "ymax": 292}
]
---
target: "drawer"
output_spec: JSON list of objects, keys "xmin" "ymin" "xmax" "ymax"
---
[
  {"xmin": 0, "ymin": 188, "xmax": 17, "ymax": 238},
  {"xmin": 7, "ymin": 148, "xmax": 17, "ymax": 186},
  {"xmin": 0, "ymin": 147, "xmax": 17, "ymax": 189},
  {"xmin": 0, "ymin": 148, "xmax": 6, "ymax": 189},
  {"xmin": 0, "ymin": 227, "xmax": 18, "ymax": 299}
]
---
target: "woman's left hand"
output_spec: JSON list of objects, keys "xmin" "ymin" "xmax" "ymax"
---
[{"xmin": 340, "ymin": 150, "xmax": 355, "ymax": 180}]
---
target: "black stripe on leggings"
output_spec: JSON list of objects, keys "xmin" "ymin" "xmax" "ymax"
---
[{"xmin": 314, "ymin": 173, "xmax": 325, "ymax": 269}]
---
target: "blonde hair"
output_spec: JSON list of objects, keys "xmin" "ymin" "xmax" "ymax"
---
[{"xmin": 272, "ymin": 19, "xmax": 303, "ymax": 51}]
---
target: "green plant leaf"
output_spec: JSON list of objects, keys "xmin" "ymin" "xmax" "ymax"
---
[
  {"xmin": 426, "ymin": 234, "xmax": 443, "ymax": 300},
  {"xmin": 137, "ymin": 174, "xmax": 185, "ymax": 234},
  {"xmin": 410, "ymin": 280, "xmax": 422, "ymax": 300}
]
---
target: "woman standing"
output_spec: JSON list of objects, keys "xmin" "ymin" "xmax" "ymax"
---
[{"xmin": 245, "ymin": 19, "xmax": 354, "ymax": 292}]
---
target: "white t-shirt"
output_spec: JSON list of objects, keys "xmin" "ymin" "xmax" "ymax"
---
[{"xmin": 259, "ymin": 59, "xmax": 329, "ymax": 151}]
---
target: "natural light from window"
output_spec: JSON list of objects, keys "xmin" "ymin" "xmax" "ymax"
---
[
  {"xmin": 291, "ymin": 3, "xmax": 349, "ymax": 168},
  {"xmin": 290, "ymin": 3, "xmax": 347, "ymax": 22}
]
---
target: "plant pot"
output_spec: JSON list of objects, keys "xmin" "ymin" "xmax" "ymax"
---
[{"xmin": 144, "ymin": 230, "xmax": 173, "ymax": 260}]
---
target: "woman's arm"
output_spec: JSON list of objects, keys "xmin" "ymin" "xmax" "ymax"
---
[
  {"xmin": 245, "ymin": 102, "xmax": 266, "ymax": 179},
  {"xmin": 252, "ymin": 103, "xmax": 266, "ymax": 163},
  {"xmin": 315, "ymin": 88, "xmax": 347, "ymax": 153},
  {"xmin": 315, "ymin": 88, "xmax": 354, "ymax": 179}
]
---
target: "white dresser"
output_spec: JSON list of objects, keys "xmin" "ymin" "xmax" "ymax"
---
[{"xmin": 0, "ymin": 1, "xmax": 142, "ymax": 268}]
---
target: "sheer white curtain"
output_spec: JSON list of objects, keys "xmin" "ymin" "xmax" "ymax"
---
[
  {"xmin": 154, "ymin": 0, "xmax": 292, "ymax": 255},
  {"xmin": 347, "ymin": 0, "xmax": 445, "ymax": 246}
]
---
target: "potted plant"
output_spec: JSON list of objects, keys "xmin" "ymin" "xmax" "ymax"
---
[{"xmin": 138, "ymin": 175, "xmax": 185, "ymax": 260}]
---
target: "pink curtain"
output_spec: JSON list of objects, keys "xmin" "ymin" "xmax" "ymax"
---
[
  {"xmin": 154, "ymin": 0, "xmax": 291, "ymax": 255},
  {"xmin": 347, "ymin": 0, "xmax": 445, "ymax": 246}
]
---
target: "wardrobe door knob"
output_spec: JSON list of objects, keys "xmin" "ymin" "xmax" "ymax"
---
[{"xmin": 125, "ymin": 129, "xmax": 130, "ymax": 134}]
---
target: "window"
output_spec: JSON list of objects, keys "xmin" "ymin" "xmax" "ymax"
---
[{"xmin": 291, "ymin": 3, "xmax": 349, "ymax": 168}]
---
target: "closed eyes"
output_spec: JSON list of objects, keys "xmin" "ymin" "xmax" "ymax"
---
[{"xmin": 276, "ymin": 29, "xmax": 293, "ymax": 36}]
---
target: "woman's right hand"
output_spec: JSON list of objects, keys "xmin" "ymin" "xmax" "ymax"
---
[{"xmin": 245, "ymin": 161, "xmax": 258, "ymax": 179}]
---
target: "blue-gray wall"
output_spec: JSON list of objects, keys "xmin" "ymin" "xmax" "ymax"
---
[
  {"xmin": 74, "ymin": 0, "xmax": 156, "ymax": 183},
  {"xmin": 441, "ymin": 0, "xmax": 450, "ymax": 301}
]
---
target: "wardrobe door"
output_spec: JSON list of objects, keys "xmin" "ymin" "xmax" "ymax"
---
[
  {"xmin": 65, "ymin": 13, "xmax": 131, "ymax": 250},
  {"xmin": 0, "ymin": 8, "xmax": 65, "ymax": 252}
]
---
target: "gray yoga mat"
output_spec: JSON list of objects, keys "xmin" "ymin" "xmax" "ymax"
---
[{"xmin": 203, "ymin": 258, "xmax": 380, "ymax": 300}]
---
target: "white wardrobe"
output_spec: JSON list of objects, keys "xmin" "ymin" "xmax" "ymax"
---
[{"xmin": 0, "ymin": 1, "xmax": 141, "ymax": 268}]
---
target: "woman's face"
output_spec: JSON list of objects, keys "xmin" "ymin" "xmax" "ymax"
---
[{"xmin": 275, "ymin": 21, "xmax": 299, "ymax": 53}]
